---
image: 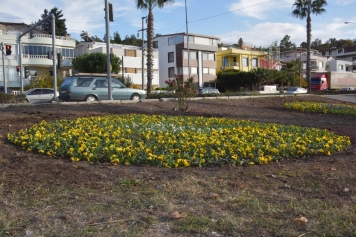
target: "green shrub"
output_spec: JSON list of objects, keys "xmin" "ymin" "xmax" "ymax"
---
[{"xmin": 0, "ymin": 93, "xmax": 27, "ymax": 104}]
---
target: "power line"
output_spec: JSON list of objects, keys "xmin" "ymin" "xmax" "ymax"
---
[{"xmin": 188, "ymin": 0, "xmax": 272, "ymax": 23}]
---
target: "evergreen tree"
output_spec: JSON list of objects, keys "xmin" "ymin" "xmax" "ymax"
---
[
  {"xmin": 238, "ymin": 38, "xmax": 244, "ymax": 48},
  {"xmin": 40, "ymin": 7, "xmax": 67, "ymax": 36},
  {"xmin": 112, "ymin": 31, "xmax": 122, "ymax": 44},
  {"xmin": 279, "ymin": 35, "xmax": 296, "ymax": 52}
]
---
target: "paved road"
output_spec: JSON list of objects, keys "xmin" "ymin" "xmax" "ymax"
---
[{"xmin": 320, "ymin": 94, "xmax": 356, "ymax": 104}]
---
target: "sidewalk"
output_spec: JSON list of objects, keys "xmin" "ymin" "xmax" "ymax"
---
[{"xmin": 320, "ymin": 94, "xmax": 356, "ymax": 104}]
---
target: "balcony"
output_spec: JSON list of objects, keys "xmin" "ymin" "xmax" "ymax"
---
[{"xmin": 221, "ymin": 62, "xmax": 239, "ymax": 71}]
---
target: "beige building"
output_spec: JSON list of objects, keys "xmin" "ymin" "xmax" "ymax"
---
[
  {"xmin": 75, "ymin": 41, "xmax": 159, "ymax": 88},
  {"xmin": 0, "ymin": 21, "xmax": 76, "ymax": 89}
]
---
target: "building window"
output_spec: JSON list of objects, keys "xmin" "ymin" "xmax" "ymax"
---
[
  {"xmin": 329, "ymin": 51, "xmax": 332, "ymax": 55},
  {"xmin": 322, "ymin": 52, "xmax": 325, "ymax": 56},
  {"xmin": 209, "ymin": 39, "xmax": 216, "ymax": 45},
  {"xmin": 188, "ymin": 35, "xmax": 194, "ymax": 43},
  {"xmin": 23, "ymin": 45, "xmax": 74, "ymax": 57},
  {"xmin": 203, "ymin": 53, "xmax": 215, "ymax": 61},
  {"xmin": 168, "ymin": 37, "xmax": 175, "ymax": 46},
  {"xmin": 339, "ymin": 65, "xmax": 344, "ymax": 70},
  {"xmin": 252, "ymin": 58, "xmax": 258, "ymax": 67},
  {"xmin": 243, "ymin": 57, "xmax": 249, "ymax": 67},
  {"xmin": 203, "ymin": 68, "xmax": 209, "ymax": 74},
  {"xmin": 153, "ymin": 41, "xmax": 158, "ymax": 48},
  {"xmin": 222, "ymin": 57, "xmax": 228, "ymax": 66},
  {"xmin": 177, "ymin": 67, "xmax": 183, "ymax": 75},
  {"xmin": 352, "ymin": 57, "xmax": 356, "ymax": 61},
  {"xmin": 168, "ymin": 67, "xmax": 175, "ymax": 78},
  {"xmin": 319, "ymin": 62, "xmax": 323, "ymax": 68},
  {"xmin": 168, "ymin": 52, "xmax": 174, "ymax": 63},
  {"xmin": 338, "ymin": 49, "xmax": 343, "ymax": 54},
  {"xmin": 209, "ymin": 68, "xmax": 216, "ymax": 75},
  {"xmin": 182, "ymin": 67, "xmax": 197, "ymax": 75},
  {"xmin": 184, "ymin": 51, "xmax": 197, "ymax": 60}
]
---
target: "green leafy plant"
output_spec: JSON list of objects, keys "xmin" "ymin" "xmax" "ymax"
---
[
  {"xmin": 165, "ymin": 76, "xmax": 197, "ymax": 111},
  {"xmin": 24, "ymin": 72, "xmax": 64, "ymax": 91}
]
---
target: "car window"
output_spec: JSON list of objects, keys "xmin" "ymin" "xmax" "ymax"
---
[
  {"xmin": 42, "ymin": 89, "xmax": 54, "ymax": 94},
  {"xmin": 29, "ymin": 89, "xmax": 41, "ymax": 95},
  {"xmin": 75, "ymin": 78, "xmax": 93, "ymax": 87},
  {"xmin": 95, "ymin": 80, "xmax": 108, "ymax": 88},
  {"xmin": 112, "ymin": 79, "xmax": 125, "ymax": 88},
  {"xmin": 60, "ymin": 78, "xmax": 73, "ymax": 87}
]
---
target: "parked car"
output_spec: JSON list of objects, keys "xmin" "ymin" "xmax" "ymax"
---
[
  {"xmin": 58, "ymin": 76, "xmax": 146, "ymax": 102},
  {"xmin": 0, "ymin": 86, "xmax": 13, "ymax": 94},
  {"xmin": 339, "ymin": 87, "xmax": 354, "ymax": 91},
  {"xmin": 285, "ymin": 87, "xmax": 308, "ymax": 94},
  {"xmin": 25, "ymin": 88, "xmax": 58, "ymax": 103},
  {"xmin": 198, "ymin": 87, "xmax": 220, "ymax": 94}
]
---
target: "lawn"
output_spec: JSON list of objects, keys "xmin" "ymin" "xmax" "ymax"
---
[{"xmin": 0, "ymin": 95, "xmax": 355, "ymax": 236}]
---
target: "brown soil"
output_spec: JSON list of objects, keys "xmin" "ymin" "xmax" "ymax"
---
[
  {"xmin": 1, "ymin": 95, "xmax": 356, "ymax": 194},
  {"xmin": 0, "ymin": 95, "xmax": 355, "ymax": 236}
]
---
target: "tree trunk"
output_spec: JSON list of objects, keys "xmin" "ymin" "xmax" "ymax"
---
[
  {"xmin": 146, "ymin": 10, "xmax": 154, "ymax": 94},
  {"xmin": 306, "ymin": 14, "xmax": 311, "ymax": 93}
]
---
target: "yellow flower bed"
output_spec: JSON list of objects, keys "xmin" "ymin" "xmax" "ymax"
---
[
  {"xmin": 284, "ymin": 102, "xmax": 356, "ymax": 115},
  {"xmin": 7, "ymin": 114, "xmax": 351, "ymax": 168}
]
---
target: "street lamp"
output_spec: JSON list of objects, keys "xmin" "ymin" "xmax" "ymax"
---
[
  {"xmin": 345, "ymin": 21, "xmax": 356, "ymax": 24},
  {"xmin": 185, "ymin": 0, "xmax": 190, "ymax": 80},
  {"xmin": 138, "ymin": 16, "xmax": 147, "ymax": 90}
]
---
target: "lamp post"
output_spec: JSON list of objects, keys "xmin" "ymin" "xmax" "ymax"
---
[
  {"xmin": 138, "ymin": 16, "xmax": 147, "ymax": 90},
  {"xmin": 345, "ymin": 21, "xmax": 356, "ymax": 24},
  {"xmin": 185, "ymin": 0, "xmax": 190, "ymax": 80}
]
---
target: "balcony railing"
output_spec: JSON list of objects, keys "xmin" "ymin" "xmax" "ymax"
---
[
  {"xmin": 22, "ymin": 54, "xmax": 74, "ymax": 61},
  {"xmin": 222, "ymin": 62, "xmax": 239, "ymax": 67},
  {"xmin": 0, "ymin": 30, "xmax": 76, "ymax": 42}
]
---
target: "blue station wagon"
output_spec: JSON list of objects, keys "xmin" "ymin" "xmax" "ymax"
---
[{"xmin": 59, "ymin": 76, "xmax": 146, "ymax": 102}]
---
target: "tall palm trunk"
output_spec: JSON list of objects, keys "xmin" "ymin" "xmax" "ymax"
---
[
  {"xmin": 146, "ymin": 10, "xmax": 154, "ymax": 94},
  {"xmin": 306, "ymin": 14, "xmax": 311, "ymax": 93}
]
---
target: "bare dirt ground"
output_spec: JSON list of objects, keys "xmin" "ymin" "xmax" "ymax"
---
[{"xmin": 0, "ymin": 95, "xmax": 356, "ymax": 237}]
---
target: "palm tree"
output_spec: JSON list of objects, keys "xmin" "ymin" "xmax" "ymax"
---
[
  {"xmin": 135, "ymin": 0, "xmax": 174, "ymax": 94},
  {"xmin": 291, "ymin": 0, "xmax": 327, "ymax": 93}
]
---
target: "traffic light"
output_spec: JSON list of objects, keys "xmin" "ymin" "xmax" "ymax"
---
[
  {"xmin": 108, "ymin": 3, "xmax": 114, "ymax": 22},
  {"xmin": 5, "ymin": 45, "xmax": 12, "ymax": 55},
  {"xmin": 25, "ymin": 68, "xmax": 30, "ymax": 79},
  {"xmin": 16, "ymin": 66, "xmax": 20, "ymax": 72},
  {"xmin": 57, "ymin": 53, "xmax": 62, "ymax": 69}
]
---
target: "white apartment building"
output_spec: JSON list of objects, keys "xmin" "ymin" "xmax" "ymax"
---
[
  {"xmin": 320, "ymin": 45, "xmax": 356, "ymax": 72},
  {"xmin": 280, "ymin": 48, "xmax": 327, "ymax": 77},
  {"xmin": 326, "ymin": 58, "xmax": 355, "ymax": 72},
  {"xmin": 154, "ymin": 33, "xmax": 220, "ymax": 87},
  {"xmin": 75, "ymin": 41, "xmax": 159, "ymax": 88},
  {"xmin": 0, "ymin": 22, "xmax": 76, "ymax": 89}
]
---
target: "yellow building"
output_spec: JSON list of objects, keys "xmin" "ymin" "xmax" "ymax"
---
[{"xmin": 216, "ymin": 47, "xmax": 269, "ymax": 73}]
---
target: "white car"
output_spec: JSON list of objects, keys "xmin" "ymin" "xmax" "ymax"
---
[
  {"xmin": 285, "ymin": 87, "xmax": 308, "ymax": 94},
  {"xmin": 25, "ymin": 88, "xmax": 58, "ymax": 103},
  {"xmin": 339, "ymin": 87, "xmax": 354, "ymax": 91}
]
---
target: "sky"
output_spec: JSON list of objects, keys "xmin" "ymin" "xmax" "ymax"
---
[{"xmin": 1, "ymin": 0, "xmax": 356, "ymax": 48}]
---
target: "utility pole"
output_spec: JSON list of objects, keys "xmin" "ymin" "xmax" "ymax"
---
[
  {"xmin": 138, "ymin": 16, "xmax": 147, "ymax": 90},
  {"xmin": 0, "ymin": 42, "xmax": 7, "ymax": 93},
  {"xmin": 185, "ymin": 0, "xmax": 190, "ymax": 80},
  {"xmin": 104, "ymin": 0, "xmax": 113, "ymax": 100}
]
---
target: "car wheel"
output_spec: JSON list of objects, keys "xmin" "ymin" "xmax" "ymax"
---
[
  {"xmin": 85, "ymin": 95, "xmax": 97, "ymax": 102},
  {"xmin": 131, "ymin": 94, "xmax": 141, "ymax": 101}
]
